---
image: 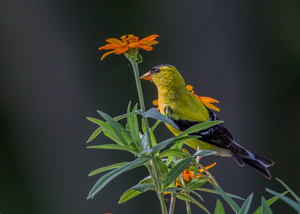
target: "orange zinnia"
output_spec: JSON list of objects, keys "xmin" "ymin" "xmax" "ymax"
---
[
  {"xmin": 99, "ymin": 34, "xmax": 159, "ymax": 60},
  {"xmin": 153, "ymin": 85, "xmax": 220, "ymax": 112}
]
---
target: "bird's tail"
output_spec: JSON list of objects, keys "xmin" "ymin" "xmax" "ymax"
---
[{"xmin": 232, "ymin": 151, "xmax": 274, "ymax": 179}]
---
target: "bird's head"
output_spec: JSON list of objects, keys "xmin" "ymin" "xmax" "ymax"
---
[{"xmin": 140, "ymin": 64, "xmax": 186, "ymax": 90}]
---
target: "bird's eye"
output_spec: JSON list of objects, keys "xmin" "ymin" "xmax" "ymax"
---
[{"xmin": 151, "ymin": 68, "xmax": 160, "ymax": 74}]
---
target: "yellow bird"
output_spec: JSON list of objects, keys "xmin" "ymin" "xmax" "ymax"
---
[{"xmin": 141, "ymin": 64, "xmax": 274, "ymax": 179}]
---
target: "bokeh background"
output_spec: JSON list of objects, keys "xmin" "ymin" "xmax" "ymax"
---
[{"xmin": 1, "ymin": 0, "xmax": 300, "ymax": 213}]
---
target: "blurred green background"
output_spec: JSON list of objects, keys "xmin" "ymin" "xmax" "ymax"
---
[{"xmin": 1, "ymin": 0, "xmax": 300, "ymax": 213}]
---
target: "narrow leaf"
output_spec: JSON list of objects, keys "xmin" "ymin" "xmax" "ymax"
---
[
  {"xmin": 155, "ymin": 156, "xmax": 168, "ymax": 179},
  {"xmin": 118, "ymin": 189, "xmax": 141, "ymax": 204},
  {"xmin": 131, "ymin": 183, "xmax": 155, "ymax": 192},
  {"xmin": 166, "ymin": 141, "xmax": 184, "ymax": 167},
  {"xmin": 176, "ymin": 120, "xmax": 223, "ymax": 139},
  {"xmin": 87, "ymin": 156, "xmax": 148, "ymax": 199},
  {"xmin": 186, "ymin": 175, "xmax": 211, "ymax": 190},
  {"xmin": 196, "ymin": 188, "xmax": 244, "ymax": 200},
  {"xmin": 266, "ymin": 188, "xmax": 300, "ymax": 212},
  {"xmin": 261, "ymin": 196, "xmax": 273, "ymax": 214},
  {"xmin": 238, "ymin": 193, "xmax": 253, "ymax": 214},
  {"xmin": 153, "ymin": 135, "xmax": 198, "ymax": 154},
  {"xmin": 87, "ymin": 127, "xmax": 102, "ymax": 143},
  {"xmin": 87, "ymin": 144, "xmax": 136, "ymax": 154},
  {"xmin": 136, "ymin": 149, "xmax": 153, "ymax": 156},
  {"xmin": 276, "ymin": 178, "xmax": 300, "ymax": 203},
  {"xmin": 158, "ymin": 149, "xmax": 190, "ymax": 159},
  {"xmin": 177, "ymin": 193, "xmax": 210, "ymax": 214},
  {"xmin": 164, "ymin": 157, "xmax": 193, "ymax": 187},
  {"xmin": 88, "ymin": 162, "xmax": 130, "ymax": 176},
  {"xmin": 210, "ymin": 182, "xmax": 240, "ymax": 213},
  {"xmin": 138, "ymin": 108, "xmax": 179, "ymax": 130},
  {"xmin": 253, "ymin": 191, "xmax": 288, "ymax": 214},
  {"xmin": 97, "ymin": 111, "xmax": 129, "ymax": 146},
  {"xmin": 214, "ymin": 199, "xmax": 226, "ymax": 214},
  {"xmin": 194, "ymin": 150, "xmax": 217, "ymax": 157}
]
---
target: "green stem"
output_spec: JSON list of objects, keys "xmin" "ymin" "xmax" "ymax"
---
[
  {"xmin": 186, "ymin": 200, "xmax": 192, "ymax": 214},
  {"xmin": 130, "ymin": 59, "xmax": 167, "ymax": 214},
  {"xmin": 169, "ymin": 192, "xmax": 176, "ymax": 214}
]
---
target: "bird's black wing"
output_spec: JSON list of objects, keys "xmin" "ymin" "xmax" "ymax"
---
[{"xmin": 164, "ymin": 105, "xmax": 249, "ymax": 156}]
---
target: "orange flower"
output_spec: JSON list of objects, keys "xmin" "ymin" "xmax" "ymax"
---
[
  {"xmin": 153, "ymin": 85, "xmax": 220, "ymax": 112},
  {"xmin": 181, "ymin": 162, "xmax": 217, "ymax": 182},
  {"xmin": 186, "ymin": 85, "xmax": 220, "ymax": 112},
  {"xmin": 164, "ymin": 162, "xmax": 217, "ymax": 194},
  {"xmin": 99, "ymin": 34, "xmax": 159, "ymax": 60}
]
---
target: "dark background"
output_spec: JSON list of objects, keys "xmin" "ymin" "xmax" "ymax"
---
[{"xmin": 1, "ymin": 0, "xmax": 300, "ymax": 213}]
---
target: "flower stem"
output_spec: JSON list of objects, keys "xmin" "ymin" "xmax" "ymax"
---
[
  {"xmin": 169, "ymin": 192, "xmax": 176, "ymax": 214},
  {"xmin": 130, "ymin": 59, "xmax": 167, "ymax": 214},
  {"xmin": 186, "ymin": 200, "xmax": 192, "ymax": 214}
]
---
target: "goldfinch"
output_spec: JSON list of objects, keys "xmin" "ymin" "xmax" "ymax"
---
[{"xmin": 140, "ymin": 64, "xmax": 274, "ymax": 179}]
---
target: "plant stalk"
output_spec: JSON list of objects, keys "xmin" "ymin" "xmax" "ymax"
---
[
  {"xmin": 169, "ymin": 192, "xmax": 176, "ymax": 214},
  {"xmin": 186, "ymin": 200, "xmax": 192, "ymax": 214},
  {"xmin": 130, "ymin": 59, "xmax": 167, "ymax": 214}
]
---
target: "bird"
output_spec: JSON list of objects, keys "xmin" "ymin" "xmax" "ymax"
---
[{"xmin": 140, "ymin": 64, "xmax": 274, "ymax": 179}]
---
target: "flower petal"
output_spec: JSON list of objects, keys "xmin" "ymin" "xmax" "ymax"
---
[
  {"xmin": 139, "ymin": 40, "xmax": 159, "ymax": 46},
  {"xmin": 139, "ymin": 45, "xmax": 153, "ymax": 51},
  {"xmin": 139, "ymin": 34, "xmax": 159, "ymax": 42},
  {"xmin": 106, "ymin": 38, "xmax": 126, "ymax": 46},
  {"xmin": 128, "ymin": 42, "xmax": 140, "ymax": 48},
  {"xmin": 101, "ymin": 50, "xmax": 115, "ymax": 60},
  {"xmin": 199, "ymin": 162, "xmax": 217, "ymax": 172},
  {"xmin": 99, "ymin": 44, "xmax": 120, "ymax": 50},
  {"xmin": 114, "ymin": 46, "xmax": 128, "ymax": 54},
  {"xmin": 199, "ymin": 97, "xmax": 219, "ymax": 103},
  {"xmin": 200, "ymin": 100, "xmax": 220, "ymax": 112},
  {"xmin": 152, "ymin": 100, "xmax": 158, "ymax": 105}
]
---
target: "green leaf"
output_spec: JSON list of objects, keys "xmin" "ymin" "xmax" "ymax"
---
[
  {"xmin": 158, "ymin": 149, "xmax": 190, "ymax": 159},
  {"xmin": 88, "ymin": 162, "xmax": 130, "ymax": 176},
  {"xmin": 155, "ymin": 156, "xmax": 168, "ymax": 179},
  {"xmin": 238, "ymin": 193, "xmax": 253, "ymax": 214},
  {"xmin": 176, "ymin": 120, "xmax": 223, "ymax": 139},
  {"xmin": 86, "ymin": 127, "xmax": 102, "ymax": 143},
  {"xmin": 265, "ymin": 188, "xmax": 300, "ymax": 212},
  {"xmin": 138, "ymin": 108, "xmax": 179, "ymax": 130},
  {"xmin": 127, "ymin": 103, "xmax": 141, "ymax": 148},
  {"xmin": 164, "ymin": 157, "xmax": 193, "ymax": 187},
  {"xmin": 253, "ymin": 191, "xmax": 288, "ymax": 214},
  {"xmin": 118, "ymin": 175, "xmax": 153, "ymax": 204},
  {"xmin": 194, "ymin": 150, "xmax": 217, "ymax": 157},
  {"xmin": 186, "ymin": 175, "xmax": 211, "ymax": 190},
  {"xmin": 131, "ymin": 183, "xmax": 155, "ymax": 192},
  {"xmin": 166, "ymin": 141, "xmax": 184, "ymax": 167},
  {"xmin": 87, "ymin": 156, "xmax": 148, "ymax": 199},
  {"xmin": 141, "ymin": 133, "xmax": 149, "ymax": 149},
  {"xmin": 210, "ymin": 181, "xmax": 240, "ymax": 213},
  {"xmin": 150, "ymin": 120, "xmax": 161, "ymax": 133},
  {"xmin": 153, "ymin": 135, "xmax": 198, "ymax": 154},
  {"xmin": 165, "ymin": 187, "xmax": 204, "ymax": 201},
  {"xmin": 276, "ymin": 178, "xmax": 300, "ymax": 203},
  {"xmin": 136, "ymin": 149, "xmax": 153, "ymax": 156},
  {"xmin": 214, "ymin": 199, "xmax": 226, "ymax": 214},
  {"xmin": 87, "ymin": 117, "xmax": 123, "ymax": 145},
  {"xmin": 177, "ymin": 193, "xmax": 210, "ymax": 214},
  {"xmin": 87, "ymin": 144, "xmax": 136, "ymax": 154},
  {"xmin": 261, "ymin": 196, "xmax": 273, "ymax": 214},
  {"xmin": 98, "ymin": 111, "xmax": 130, "ymax": 146},
  {"xmin": 196, "ymin": 188, "xmax": 244, "ymax": 201},
  {"xmin": 118, "ymin": 189, "xmax": 142, "ymax": 204}
]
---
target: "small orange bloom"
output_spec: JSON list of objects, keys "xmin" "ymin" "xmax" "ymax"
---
[
  {"xmin": 164, "ymin": 162, "xmax": 217, "ymax": 194},
  {"xmin": 181, "ymin": 162, "xmax": 217, "ymax": 182},
  {"xmin": 186, "ymin": 85, "xmax": 220, "ymax": 112},
  {"xmin": 99, "ymin": 34, "xmax": 159, "ymax": 60},
  {"xmin": 153, "ymin": 85, "xmax": 220, "ymax": 112}
]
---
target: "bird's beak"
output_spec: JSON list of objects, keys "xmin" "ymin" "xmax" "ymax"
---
[{"xmin": 140, "ymin": 71, "xmax": 153, "ymax": 81}]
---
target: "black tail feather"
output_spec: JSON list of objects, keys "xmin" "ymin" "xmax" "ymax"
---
[
  {"xmin": 232, "ymin": 152, "xmax": 274, "ymax": 179},
  {"xmin": 242, "ymin": 157, "xmax": 272, "ymax": 179}
]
